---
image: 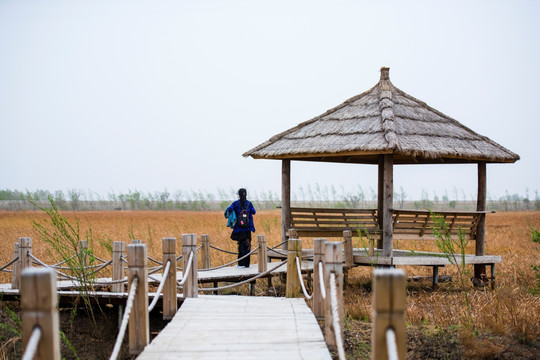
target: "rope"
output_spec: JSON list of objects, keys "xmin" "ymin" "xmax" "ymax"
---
[
  {"xmin": 148, "ymin": 260, "xmax": 171, "ymax": 312},
  {"xmin": 0, "ymin": 256, "xmax": 18, "ymax": 272},
  {"xmin": 386, "ymin": 328, "xmax": 399, "ymax": 360},
  {"xmin": 148, "ymin": 256, "xmax": 162, "ymax": 265},
  {"xmin": 148, "ymin": 265, "xmax": 164, "ymax": 275},
  {"xmin": 91, "ymin": 255, "xmax": 109, "ymax": 264},
  {"xmin": 110, "ymin": 277, "xmax": 138, "ymax": 360},
  {"xmin": 209, "ymin": 244, "xmax": 238, "ymax": 255},
  {"xmin": 196, "ymin": 244, "xmax": 203, "ymax": 251},
  {"xmin": 48, "ymin": 261, "xmax": 111, "ymax": 271},
  {"xmin": 199, "ymin": 260, "xmax": 287, "ymax": 292},
  {"xmin": 177, "ymin": 251, "xmax": 194, "ymax": 286},
  {"xmin": 330, "ymin": 272, "xmax": 346, "ymax": 360},
  {"xmin": 296, "ymin": 256, "xmax": 312, "ymax": 300},
  {"xmin": 198, "ymin": 245, "xmax": 260, "ymax": 272},
  {"xmin": 176, "ymin": 254, "xmax": 183, "ymax": 262},
  {"xmin": 268, "ymin": 240, "xmax": 288, "ymax": 251},
  {"xmin": 319, "ymin": 261, "xmax": 326, "ymax": 300},
  {"xmin": 21, "ymin": 326, "xmax": 42, "ymax": 360},
  {"xmin": 51, "ymin": 252, "xmax": 78, "ymax": 266}
]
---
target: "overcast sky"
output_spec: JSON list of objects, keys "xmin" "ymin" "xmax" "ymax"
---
[{"xmin": 1, "ymin": 0, "xmax": 538, "ymax": 201}]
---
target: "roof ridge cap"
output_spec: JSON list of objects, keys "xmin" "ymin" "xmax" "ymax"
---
[{"xmin": 378, "ymin": 76, "xmax": 399, "ymax": 150}]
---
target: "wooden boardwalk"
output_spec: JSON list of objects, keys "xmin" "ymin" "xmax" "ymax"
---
[{"xmin": 137, "ymin": 295, "xmax": 332, "ymax": 360}]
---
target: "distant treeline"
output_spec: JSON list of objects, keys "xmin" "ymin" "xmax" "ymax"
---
[{"xmin": 0, "ymin": 186, "xmax": 539, "ymax": 212}]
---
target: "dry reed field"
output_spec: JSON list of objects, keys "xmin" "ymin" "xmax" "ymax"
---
[{"xmin": 1, "ymin": 210, "xmax": 539, "ymax": 359}]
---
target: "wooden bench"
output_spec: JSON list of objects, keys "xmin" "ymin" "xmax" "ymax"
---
[
  {"xmin": 288, "ymin": 207, "xmax": 491, "ymax": 241},
  {"xmin": 288, "ymin": 207, "xmax": 379, "ymax": 238},
  {"xmin": 392, "ymin": 209, "xmax": 491, "ymax": 241}
]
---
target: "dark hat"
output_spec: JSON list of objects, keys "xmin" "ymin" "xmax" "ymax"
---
[{"xmin": 238, "ymin": 188, "xmax": 247, "ymax": 197}]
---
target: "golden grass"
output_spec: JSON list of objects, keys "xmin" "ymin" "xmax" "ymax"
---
[{"xmin": 1, "ymin": 210, "xmax": 539, "ymax": 346}]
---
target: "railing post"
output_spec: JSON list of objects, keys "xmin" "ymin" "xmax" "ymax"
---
[
  {"xmin": 200, "ymin": 234, "xmax": 210, "ymax": 269},
  {"xmin": 372, "ymin": 268, "xmax": 406, "ymax": 360},
  {"xmin": 21, "ymin": 268, "xmax": 60, "ymax": 360},
  {"xmin": 286, "ymin": 238, "xmax": 302, "ymax": 298},
  {"xmin": 257, "ymin": 235, "xmax": 267, "ymax": 273},
  {"xmin": 182, "ymin": 234, "xmax": 198, "ymax": 298},
  {"xmin": 162, "ymin": 237, "xmax": 177, "ymax": 319},
  {"xmin": 11, "ymin": 242, "xmax": 20, "ymax": 289},
  {"xmin": 127, "ymin": 244, "xmax": 149, "ymax": 355},
  {"xmin": 324, "ymin": 241, "xmax": 344, "ymax": 351},
  {"xmin": 343, "ymin": 230, "xmax": 354, "ymax": 269},
  {"xmin": 313, "ymin": 238, "xmax": 327, "ymax": 320},
  {"xmin": 19, "ymin": 238, "xmax": 33, "ymax": 287},
  {"xmin": 343, "ymin": 230, "xmax": 354, "ymax": 285},
  {"xmin": 112, "ymin": 241, "xmax": 125, "ymax": 293},
  {"xmin": 79, "ymin": 240, "xmax": 88, "ymax": 268},
  {"xmin": 132, "ymin": 239, "xmax": 143, "ymax": 244}
]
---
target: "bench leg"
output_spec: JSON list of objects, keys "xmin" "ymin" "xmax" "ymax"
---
[
  {"xmin": 432, "ymin": 266, "xmax": 440, "ymax": 289},
  {"xmin": 250, "ymin": 280, "xmax": 256, "ymax": 296},
  {"xmin": 213, "ymin": 281, "xmax": 218, "ymax": 295},
  {"xmin": 490, "ymin": 263, "xmax": 496, "ymax": 289}
]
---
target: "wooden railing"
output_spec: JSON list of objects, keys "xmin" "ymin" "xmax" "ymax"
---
[{"xmin": 11, "ymin": 232, "xmax": 406, "ymax": 359}]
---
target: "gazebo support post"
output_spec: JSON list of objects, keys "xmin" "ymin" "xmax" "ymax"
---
[
  {"xmin": 474, "ymin": 162, "xmax": 487, "ymax": 281},
  {"xmin": 282, "ymin": 159, "xmax": 291, "ymax": 250},
  {"xmin": 377, "ymin": 157, "xmax": 384, "ymax": 250},
  {"xmin": 379, "ymin": 154, "xmax": 394, "ymax": 257}
]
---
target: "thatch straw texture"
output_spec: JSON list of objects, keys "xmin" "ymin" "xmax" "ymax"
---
[{"xmin": 243, "ymin": 67, "xmax": 519, "ymax": 164}]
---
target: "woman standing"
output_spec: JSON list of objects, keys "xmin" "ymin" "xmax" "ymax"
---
[{"xmin": 226, "ymin": 188, "xmax": 256, "ymax": 267}]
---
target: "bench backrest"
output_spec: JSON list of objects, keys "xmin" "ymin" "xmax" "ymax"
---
[
  {"xmin": 392, "ymin": 210, "xmax": 482, "ymax": 241},
  {"xmin": 289, "ymin": 207, "xmax": 484, "ymax": 241},
  {"xmin": 289, "ymin": 207, "xmax": 378, "ymax": 238}
]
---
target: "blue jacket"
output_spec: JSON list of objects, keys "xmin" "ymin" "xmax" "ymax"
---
[
  {"xmin": 226, "ymin": 200, "xmax": 256, "ymax": 233},
  {"xmin": 224, "ymin": 208, "xmax": 237, "ymax": 228}
]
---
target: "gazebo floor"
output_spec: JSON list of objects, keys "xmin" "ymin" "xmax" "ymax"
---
[{"xmin": 353, "ymin": 248, "xmax": 502, "ymax": 267}]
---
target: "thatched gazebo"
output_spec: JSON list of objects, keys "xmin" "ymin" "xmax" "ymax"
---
[{"xmin": 243, "ymin": 67, "xmax": 519, "ymax": 280}]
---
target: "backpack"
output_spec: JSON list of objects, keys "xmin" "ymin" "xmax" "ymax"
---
[{"xmin": 238, "ymin": 205, "xmax": 250, "ymax": 228}]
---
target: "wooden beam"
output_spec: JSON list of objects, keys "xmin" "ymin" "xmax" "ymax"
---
[
  {"xmin": 475, "ymin": 162, "xmax": 487, "ymax": 280},
  {"xmin": 382, "ymin": 154, "xmax": 394, "ymax": 257},
  {"xmin": 281, "ymin": 159, "xmax": 291, "ymax": 250},
  {"xmin": 377, "ymin": 156, "xmax": 384, "ymax": 250}
]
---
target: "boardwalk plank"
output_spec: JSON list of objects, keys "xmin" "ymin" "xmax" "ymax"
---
[{"xmin": 137, "ymin": 295, "xmax": 332, "ymax": 360}]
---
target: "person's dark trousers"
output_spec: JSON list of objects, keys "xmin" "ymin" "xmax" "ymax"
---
[{"xmin": 238, "ymin": 238, "xmax": 252, "ymax": 267}]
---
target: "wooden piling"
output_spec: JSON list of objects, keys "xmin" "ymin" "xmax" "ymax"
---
[
  {"xmin": 21, "ymin": 268, "xmax": 60, "ymax": 360},
  {"xmin": 286, "ymin": 238, "xmax": 302, "ymax": 298},
  {"xmin": 257, "ymin": 235, "xmax": 267, "ymax": 273},
  {"xmin": 127, "ymin": 244, "xmax": 149, "ymax": 355},
  {"xmin": 200, "ymin": 234, "xmax": 210, "ymax": 270},
  {"xmin": 372, "ymin": 268, "xmax": 406, "ymax": 360},
  {"xmin": 182, "ymin": 234, "xmax": 198, "ymax": 298},
  {"xmin": 324, "ymin": 241, "xmax": 344, "ymax": 351},
  {"xmin": 79, "ymin": 240, "xmax": 88, "ymax": 268},
  {"xmin": 162, "ymin": 237, "xmax": 177, "ymax": 319},
  {"xmin": 313, "ymin": 238, "xmax": 327, "ymax": 320},
  {"xmin": 112, "ymin": 241, "xmax": 125, "ymax": 293}
]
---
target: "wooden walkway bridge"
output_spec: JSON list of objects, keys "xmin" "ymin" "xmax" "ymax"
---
[{"xmin": 138, "ymin": 295, "xmax": 331, "ymax": 360}]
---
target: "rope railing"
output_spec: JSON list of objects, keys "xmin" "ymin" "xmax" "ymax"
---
[
  {"xmin": 296, "ymin": 256, "xmax": 313, "ymax": 300},
  {"xmin": 199, "ymin": 260, "xmax": 287, "ymax": 292},
  {"xmin": 385, "ymin": 328, "xmax": 399, "ymax": 360},
  {"xmin": 177, "ymin": 251, "xmax": 194, "ymax": 287},
  {"xmin": 0, "ymin": 256, "xmax": 18, "ymax": 272},
  {"xmin": 148, "ymin": 256, "xmax": 163, "ymax": 265},
  {"xmin": 21, "ymin": 326, "xmax": 42, "ymax": 360},
  {"xmin": 198, "ymin": 245, "xmax": 260, "ymax": 272},
  {"xmin": 208, "ymin": 244, "xmax": 238, "ymax": 255},
  {"xmin": 318, "ymin": 261, "xmax": 326, "ymax": 300},
  {"xmin": 330, "ymin": 272, "xmax": 346, "ymax": 360},
  {"xmin": 110, "ymin": 276, "xmax": 139, "ymax": 360},
  {"xmin": 148, "ymin": 260, "xmax": 171, "ymax": 312},
  {"xmin": 51, "ymin": 252, "xmax": 79, "ymax": 267}
]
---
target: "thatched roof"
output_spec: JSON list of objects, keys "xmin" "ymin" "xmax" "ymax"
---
[{"xmin": 243, "ymin": 68, "xmax": 519, "ymax": 164}]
